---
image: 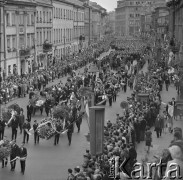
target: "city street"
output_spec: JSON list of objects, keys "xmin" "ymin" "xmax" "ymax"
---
[
  {"xmin": 0, "ymin": 58, "xmax": 182, "ymax": 180},
  {"xmin": 0, "ymin": 0, "xmax": 183, "ymax": 179}
]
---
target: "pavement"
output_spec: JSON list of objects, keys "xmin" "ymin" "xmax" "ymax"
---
[{"xmin": 0, "ymin": 57, "xmax": 182, "ymax": 180}]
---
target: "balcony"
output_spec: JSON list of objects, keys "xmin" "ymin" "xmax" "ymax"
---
[
  {"xmin": 19, "ymin": 48, "xmax": 31, "ymax": 57},
  {"xmin": 43, "ymin": 41, "xmax": 52, "ymax": 53}
]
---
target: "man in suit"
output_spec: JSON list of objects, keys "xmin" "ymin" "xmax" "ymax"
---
[
  {"xmin": 27, "ymin": 102, "xmax": 33, "ymax": 122},
  {"xmin": 155, "ymin": 114, "xmax": 163, "ymax": 138},
  {"xmin": 19, "ymin": 142, "xmax": 27, "ymax": 175},
  {"xmin": 11, "ymin": 115, "xmax": 19, "ymax": 141},
  {"xmin": 33, "ymin": 120, "xmax": 39, "ymax": 144},
  {"xmin": 54, "ymin": 122, "xmax": 62, "ymax": 145},
  {"xmin": 22, "ymin": 119, "xmax": 31, "ymax": 143},
  {"xmin": 10, "ymin": 140, "xmax": 19, "ymax": 171},
  {"xmin": 67, "ymin": 121, "xmax": 74, "ymax": 146}
]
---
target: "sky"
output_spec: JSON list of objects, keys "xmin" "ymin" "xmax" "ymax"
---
[{"xmin": 92, "ymin": 0, "xmax": 117, "ymax": 12}]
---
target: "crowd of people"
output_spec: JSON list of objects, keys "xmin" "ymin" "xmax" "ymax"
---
[
  {"xmin": 65, "ymin": 40, "xmax": 183, "ymax": 179},
  {"xmin": 0, "ymin": 38, "xmax": 113, "ymax": 105},
  {"xmin": 0, "ymin": 36, "xmax": 183, "ymax": 179}
]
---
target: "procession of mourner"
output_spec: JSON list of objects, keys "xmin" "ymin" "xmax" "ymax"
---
[{"xmin": 0, "ymin": 33, "xmax": 183, "ymax": 180}]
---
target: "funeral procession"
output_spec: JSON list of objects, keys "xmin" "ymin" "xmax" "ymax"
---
[{"xmin": 0, "ymin": 0, "xmax": 183, "ymax": 179}]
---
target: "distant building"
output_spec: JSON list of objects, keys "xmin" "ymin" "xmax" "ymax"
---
[
  {"xmin": 115, "ymin": 0, "xmax": 167, "ymax": 37},
  {"xmin": 108, "ymin": 11, "xmax": 115, "ymax": 34}
]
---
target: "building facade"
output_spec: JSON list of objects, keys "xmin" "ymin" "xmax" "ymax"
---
[
  {"xmin": 35, "ymin": 0, "xmax": 53, "ymax": 70},
  {"xmin": 83, "ymin": 1, "xmax": 92, "ymax": 47},
  {"xmin": 3, "ymin": 0, "xmax": 36, "ymax": 76},
  {"xmin": 1, "ymin": 0, "xmax": 106, "ymax": 77},
  {"xmin": 108, "ymin": 11, "xmax": 115, "ymax": 35},
  {"xmin": 167, "ymin": 0, "xmax": 183, "ymax": 63},
  {"xmin": 52, "ymin": 0, "xmax": 73, "ymax": 60},
  {"xmin": 0, "ymin": 0, "xmax": 5, "ymax": 79},
  {"xmin": 72, "ymin": 0, "xmax": 85, "ymax": 53},
  {"xmin": 115, "ymin": 0, "xmax": 167, "ymax": 37}
]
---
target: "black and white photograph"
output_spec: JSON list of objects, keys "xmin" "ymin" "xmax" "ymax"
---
[{"xmin": 0, "ymin": 0, "xmax": 183, "ymax": 179}]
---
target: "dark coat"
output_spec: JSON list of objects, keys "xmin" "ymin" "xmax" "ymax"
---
[
  {"xmin": 27, "ymin": 105, "xmax": 33, "ymax": 114},
  {"xmin": 0, "ymin": 120, "xmax": 6, "ymax": 131},
  {"xmin": 19, "ymin": 147, "xmax": 27, "ymax": 159},
  {"xmin": 11, "ymin": 117, "xmax": 19, "ymax": 129},
  {"xmin": 10, "ymin": 144, "xmax": 19, "ymax": 159},
  {"xmin": 155, "ymin": 118, "xmax": 163, "ymax": 130}
]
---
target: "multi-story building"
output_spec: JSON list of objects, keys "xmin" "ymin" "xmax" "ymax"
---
[
  {"xmin": 115, "ymin": 0, "xmax": 167, "ymax": 37},
  {"xmin": 82, "ymin": 1, "xmax": 92, "ymax": 47},
  {"xmin": 155, "ymin": 7, "xmax": 169, "ymax": 37},
  {"xmin": 0, "ymin": 0, "xmax": 5, "ymax": 79},
  {"xmin": 167, "ymin": 0, "xmax": 183, "ymax": 64},
  {"xmin": 3, "ymin": 0, "xmax": 36, "ymax": 76},
  {"xmin": 35, "ymin": 0, "xmax": 53, "ymax": 69},
  {"xmin": 52, "ymin": 0, "xmax": 73, "ymax": 60},
  {"xmin": 115, "ymin": 0, "xmax": 142, "ymax": 37},
  {"xmin": 71, "ymin": 0, "xmax": 85, "ymax": 53},
  {"xmin": 90, "ymin": 2, "xmax": 103, "ymax": 42},
  {"xmin": 107, "ymin": 11, "xmax": 116, "ymax": 35}
]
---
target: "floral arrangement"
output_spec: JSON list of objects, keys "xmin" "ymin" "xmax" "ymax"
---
[
  {"xmin": 2, "ymin": 108, "xmax": 12, "ymax": 123},
  {"xmin": 0, "ymin": 140, "xmax": 12, "ymax": 160},
  {"xmin": 52, "ymin": 105, "xmax": 70, "ymax": 120},
  {"xmin": 78, "ymin": 87, "xmax": 94, "ymax": 97},
  {"xmin": 8, "ymin": 103, "xmax": 21, "ymax": 115},
  {"xmin": 37, "ymin": 119, "xmax": 56, "ymax": 140}
]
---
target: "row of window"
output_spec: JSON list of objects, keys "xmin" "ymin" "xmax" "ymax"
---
[
  {"xmin": 36, "ymin": 11, "xmax": 52, "ymax": 23},
  {"xmin": 129, "ymin": 13, "xmax": 140, "ymax": 18},
  {"xmin": 36, "ymin": 29, "xmax": 52, "ymax": 46},
  {"xmin": 6, "ymin": 12, "xmax": 34, "ymax": 26},
  {"xmin": 129, "ymin": 1, "xmax": 152, "ymax": 6},
  {"xmin": 53, "ymin": 26, "xmax": 84, "ymax": 44},
  {"xmin": 7, "ymin": 34, "xmax": 34, "ymax": 52},
  {"xmin": 53, "ymin": 7, "xmax": 84, "ymax": 22}
]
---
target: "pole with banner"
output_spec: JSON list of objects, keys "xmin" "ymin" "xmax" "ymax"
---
[{"xmin": 89, "ymin": 106, "xmax": 105, "ymax": 156}]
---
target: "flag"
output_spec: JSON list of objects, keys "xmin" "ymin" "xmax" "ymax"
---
[
  {"xmin": 168, "ymin": 104, "xmax": 174, "ymax": 117},
  {"xmin": 85, "ymin": 101, "xmax": 89, "ymax": 118},
  {"xmin": 62, "ymin": 118, "xmax": 66, "ymax": 130}
]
